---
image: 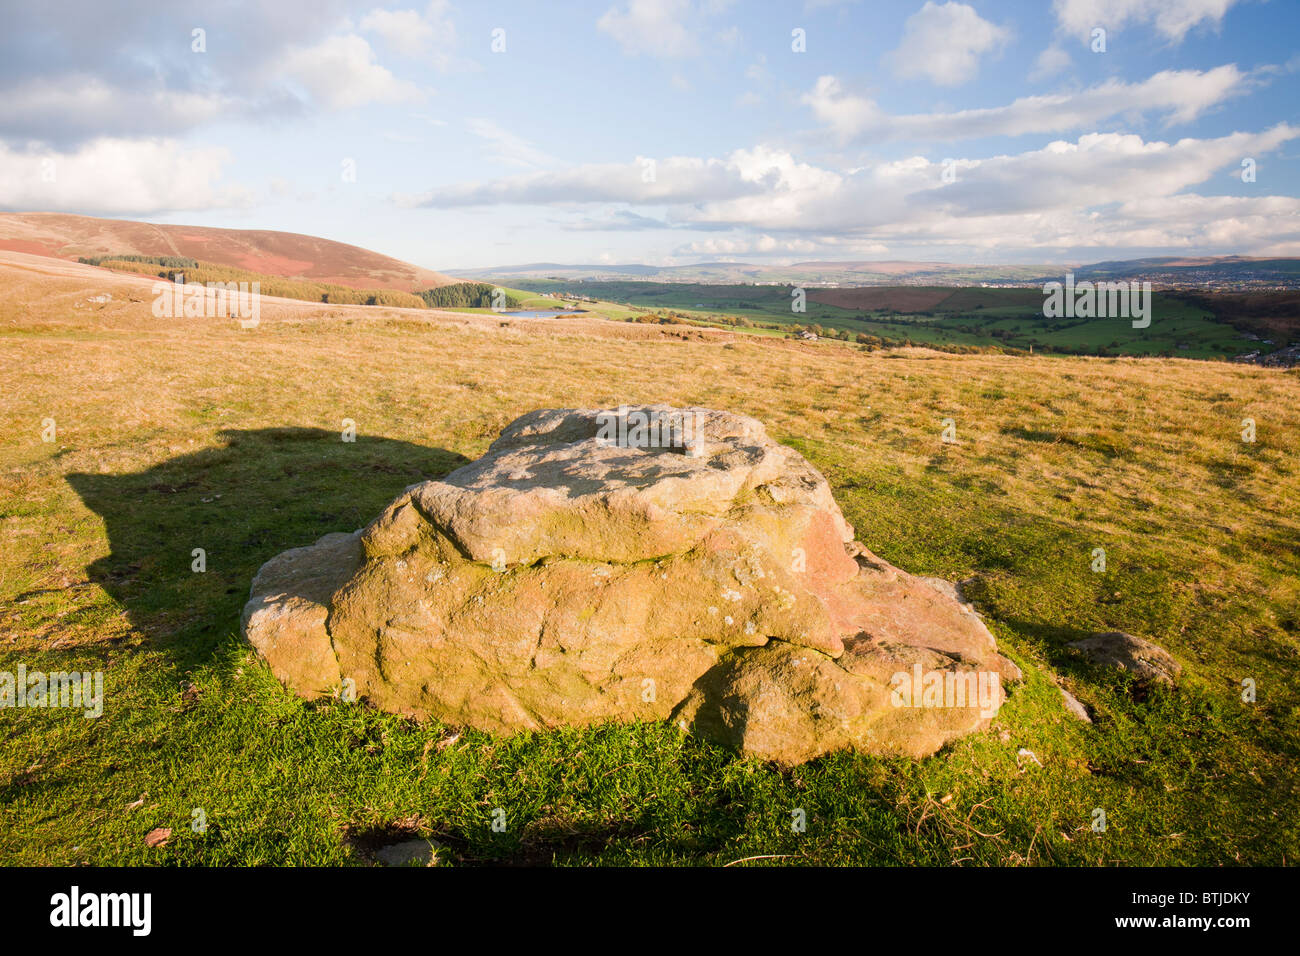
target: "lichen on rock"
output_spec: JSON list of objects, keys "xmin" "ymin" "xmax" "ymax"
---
[{"xmin": 243, "ymin": 405, "xmax": 1021, "ymax": 764}]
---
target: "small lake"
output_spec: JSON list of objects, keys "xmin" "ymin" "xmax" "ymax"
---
[{"xmin": 497, "ymin": 310, "xmax": 587, "ymax": 318}]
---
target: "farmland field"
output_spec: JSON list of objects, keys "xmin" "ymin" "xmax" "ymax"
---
[{"xmin": 489, "ymin": 278, "xmax": 1266, "ymax": 358}]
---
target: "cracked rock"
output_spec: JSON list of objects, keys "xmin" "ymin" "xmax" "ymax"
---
[{"xmin": 243, "ymin": 405, "xmax": 1020, "ymax": 764}]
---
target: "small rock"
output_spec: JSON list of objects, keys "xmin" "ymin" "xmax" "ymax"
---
[
  {"xmin": 1059, "ymin": 687, "xmax": 1092, "ymax": 723},
  {"xmin": 375, "ymin": 839, "xmax": 436, "ymax": 867},
  {"xmin": 1067, "ymin": 631, "xmax": 1181, "ymax": 686},
  {"xmin": 1017, "ymin": 747, "xmax": 1043, "ymax": 767}
]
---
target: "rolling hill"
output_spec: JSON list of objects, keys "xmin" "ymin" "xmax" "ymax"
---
[
  {"xmin": 461, "ymin": 255, "xmax": 1300, "ymax": 287},
  {"xmin": 454, "ymin": 259, "xmax": 1061, "ymax": 285},
  {"xmin": 0, "ymin": 212, "xmax": 460, "ymax": 292}
]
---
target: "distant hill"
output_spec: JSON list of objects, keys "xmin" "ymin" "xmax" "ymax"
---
[
  {"xmin": 1074, "ymin": 256, "xmax": 1300, "ymax": 282},
  {"xmin": 0, "ymin": 212, "xmax": 459, "ymax": 292},
  {"xmin": 461, "ymin": 255, "xmax": 1300, "ymax": 288},
  {"xmin": 456, "ymin": 259, "xmax": 1063, "ymax": 285}
]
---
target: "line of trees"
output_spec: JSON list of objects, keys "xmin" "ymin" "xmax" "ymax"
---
[
  {"xmin": 80, "ymin": 254, "xmax": 199, "ymax": 269},
  {"xmin": 419, "ymin": 282, "xmax": 521, "ymax": 309}
]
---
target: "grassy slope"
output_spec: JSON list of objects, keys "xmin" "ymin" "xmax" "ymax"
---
[{"xmin": 1, "ymin": 264, "xmax": 1298, "ymax": 866}]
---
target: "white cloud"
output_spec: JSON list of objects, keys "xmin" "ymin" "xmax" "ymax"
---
[
  {"xmin": 0, "ymin": 138, "xmax": 248, "ymax": 214},
  {"xmin": 1109, "ymin": 193, "xmax": 1300, "ymax": 252},
  {"xmin": 407, "ymin": 124, "xmax": 1300, "ymax": 256},
  {"xmin": 361, "ymin": 2, "xmax": 458, "ymax": 68},
  {"xmin": 361, "ymin": 9, "xmax": 436, "ymax": 57},
  {"xmin": 1029, "ymin": 44, "xmax": 1072, "ymax": 82},
  {"xmin": 597, "ymin": 0, "xmax": 704, "ymax": 57},
  {"xmin": 0, "ymin": 77, "xmax": 235, "ymax": 144},
  {"xmin": 803, "ymin": 65, "xmax": 1250, "ymax": 142},
  {"xmin": 407, "ymin": 154, "xmax": 765, "ymax": 207},
  {"xmin": 885, "ymin": 2, "xmax": 1009, "ymax": 87},
  {"xmin": 1054, "ymin": 0, "xmax": 1239, "ymax": 44},
  {"xmin": 282, "ymin": 34, "xmax": 424, "ymax": 109}
]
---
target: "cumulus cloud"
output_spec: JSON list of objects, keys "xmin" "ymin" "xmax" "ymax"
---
[
  {"xmin": 0, "ymin": 1, "xmax": 433, "ymax": 145},
  {"xmin": 0, "ymin": 138, "xmax": 249, "ymax": 215},
  {"xmin": 405, "ymin": 124, "xmax": 1300, "ymax": 256},
  {"xmin": 281, "ymin": 34, "xmax": 425, "ymax": 110},
  {"xmin": 0, "ymin": 77, "xmax": 242, "ymax": 146},
  {"xmin": 885, "ymin": 2, "xmax": 1009, "ymax": 87},
  {"xmin": 803, "ymin": 65, "xmax": 1251, "ymax": 142},
  {"xmin": 1054, "ymin": 0, "xmax": 1240, "ymax": 44}
]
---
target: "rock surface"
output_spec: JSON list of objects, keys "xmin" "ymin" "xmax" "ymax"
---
[
  {"xmin": 243, "ymin": 405, "xmax": 1020, "ymax": 764},
  {"xmin": 1059, "ymin": 687, "xmax": 1092, "ymax": 723},
  {"xmin": 1067, "ymin": 631, "xmax": 1181, "ymax": 686}
]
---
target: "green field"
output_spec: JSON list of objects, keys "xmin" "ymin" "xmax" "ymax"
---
[{"xmin": 490, "ymin": 279, "xmax": 1262, "ymax": 359}]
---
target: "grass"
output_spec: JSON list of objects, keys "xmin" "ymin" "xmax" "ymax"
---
[
  {"xmin": 87, "ymin": 256, "xmax": 429, "ymax": 309},
  {"xmin": 1, "ymin": 261, "xmax": 1298, "ymax": 866},
  {"xmin": 491, "ymin": 279, "xmax": 1261, "ymax": 358}
]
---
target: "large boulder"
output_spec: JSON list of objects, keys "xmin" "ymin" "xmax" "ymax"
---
[{"xmin": 243, "ymin": 406, "xmax": 1020, "ymax": 764}]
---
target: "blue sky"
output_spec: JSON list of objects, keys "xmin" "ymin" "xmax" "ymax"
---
[{"xmin": 2, "ymin": 0, "xmax": 1297, "ymax": 270}]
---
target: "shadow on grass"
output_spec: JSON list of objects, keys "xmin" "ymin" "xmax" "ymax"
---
[
  {"xmin": 346, "ymin": 814, "xmax": 677, "ymax": 867},
  {"xmin": 66, "ymin": 427, "xmax": 467, "ymax": 672},
  {"xmin": 996, "ymin": 617, "xmax": 1100, "ymax": 676}
]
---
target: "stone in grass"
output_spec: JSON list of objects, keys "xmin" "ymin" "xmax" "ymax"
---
[
  {"xmin": 1059, "ymin": 687, "xmax": 1092, "ymax": 723},
  {"xmin": 244, "ymin": 405, "xmax": 1022, "ymax": 765},
  {"xmin": 375, "ymin": 839, "xmax": 437, "ymax": 867},
  {"xmin": 1066, "ymin": 631, "xmax": 1181, "ymax": 687}
]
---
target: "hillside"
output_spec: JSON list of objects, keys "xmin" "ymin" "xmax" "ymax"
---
[
  {"xmin": 1076, "ymin": 256, "xmax": 1300, "ymax": 281},
  {"xmin": 0, "ymin": 212, "xmax": 459, "ymax": 292}
]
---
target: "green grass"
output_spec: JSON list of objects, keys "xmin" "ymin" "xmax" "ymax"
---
[
  {"xmin": 1, "ymin": 269, "xmax": 1298, "ymax": 866},
  {"xmin": 5, "ymin": 428, "xmax": 1292, "ymax": 865},
  {"xmin": 487, "ymin": 279, "xmax": 1262, "ymax": 358}
]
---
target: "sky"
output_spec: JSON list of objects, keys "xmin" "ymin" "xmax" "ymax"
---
[{"xmin": 1, "ymin": 0, "xmax": 1298, "ymax": 271}]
